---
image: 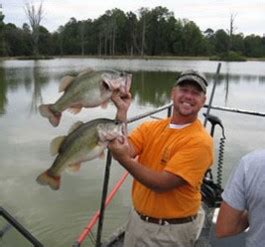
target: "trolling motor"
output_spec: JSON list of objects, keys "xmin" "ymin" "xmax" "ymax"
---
[{"xmin": 201, "ymin": 113, "xmax": 226, "ymax": 208}]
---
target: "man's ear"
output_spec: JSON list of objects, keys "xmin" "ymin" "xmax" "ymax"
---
[{"xmin": 202, "ymin": 94, "xmax": 206, "ymax": 104}]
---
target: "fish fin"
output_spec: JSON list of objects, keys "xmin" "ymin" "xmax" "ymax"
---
[
  {"xmin": 68, "ymin": 121, "xmax": 84, "ymax": 134},
  {"xmin": 100, "ymin": 101, "xmax": 109, "ymax": 109},
  {"xmin": 77, "ymin": 68, "xmax": 94, "ymax": 77},
  {"xmin": 39, "ymin": 104, "xmax": 61, "ymax": 127},
  {"xmin": 59, "ymin": 75, "xmax": 75, "ymax": 92},
  {"xmin": 68, "ymin": 107, "xmax": 82, "ymax": 114},
  {"xmin": 36, "ymin": 170, "xmax": 61, "ymax": 190},
  {"xmin": 67, "ymin": 163, "xmax": 81, "ymax": 172},
  {"xmin": 50, "ymin": 136, "xmax": 65, "ymax": 156}
]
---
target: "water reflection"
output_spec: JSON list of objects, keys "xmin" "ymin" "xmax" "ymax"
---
[
  {"xmin": 0, "ymin": 67, "xmax": 7, "ymax": 115},
  {"xmin": 132, "ymin": 71, "xmax": 177, "ymax": 106},
  {"xmin": 29, "ymin": 61, "xmax": 46, "ymax": 113},
  {"xmin": 1, "ymin": 60, "xmax": 265, "ymax": 117}
]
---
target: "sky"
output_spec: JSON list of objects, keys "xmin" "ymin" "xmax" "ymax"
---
[{"xmin": 1, "ymin": 0, "xmax": 265, "ymax": 36}]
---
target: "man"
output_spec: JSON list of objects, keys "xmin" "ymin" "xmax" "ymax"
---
[
  {"xmin": 108, "ymin": 70, "xmax": 214, "ymax": 247},
  {"xmin": 216, "ymin": 149, "xmax": 265, "ymax": 247}
]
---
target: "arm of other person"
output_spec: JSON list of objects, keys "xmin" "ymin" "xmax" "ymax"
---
[
  {"xmin": 215, "ymin": 201, "xmax": 249, "ymax": 237},
  {"xmin": 215, "ymin": 157, "xmax": 249, "ymax": 237}
]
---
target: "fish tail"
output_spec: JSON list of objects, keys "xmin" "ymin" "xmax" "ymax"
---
[
  {"xmin": 36, "ymin": 170, "xmax": 61, "ymax": 190},
  {"xmin": 38, "ymin": 104, "xmax": 61, "ymax": 127}
]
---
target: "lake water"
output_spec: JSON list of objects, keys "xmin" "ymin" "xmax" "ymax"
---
[{"xmin": 0, "ymin": 58, "xmax": 265, "ymax": 247}]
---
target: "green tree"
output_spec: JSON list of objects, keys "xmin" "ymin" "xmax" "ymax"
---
[
  {"xmin": 231, "ymin": 33, "xmax": 245, "ymax": 53},
  {"xmin": 214, "ymin": 29, "xmax": 230, "ymax": 54},
  {"xmin": 181, "ymin": 20, "xmax": 205, "ymax": 55},
  {"xmin": 125, "ymin": 11, "xmax": 139, "ymax": 55},
  {"xmin": 0, "ymin": 13, "xmax": 6, "ymax": 56},
  {"xmin": 4, "ymin": 24, "xmax": 23, "ymax": 56},
  {"xmin": 204, "ymin": 28, "xmax": 215, "ymax": 55},
  {"xmin": 171, "ymin": 19, "xmax": 184, "ymax": 55},
  {"xmin": 244, "ymin": 35, "xmax": 265, "ymax": 57},
  {"xmin": 38, "ymin": 25, "xmax": 54, "ymax": 55},
  {"xmin": 60, "ymin": 17, "xmax": 81, "ymax": 54},
  {"xmin": 140, "ymin": 6, "xmax": 174, "ymax": 55},
  {"xmin": 21, "ymin": 23, "xmax": 32, "ymax": 55},
  {"xmin": 82, "ymin": 19, "xmax": 97, "ymax": 55}
]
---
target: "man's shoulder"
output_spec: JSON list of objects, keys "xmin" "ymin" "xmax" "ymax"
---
[
  {"xmin": 240, "ymin": 149, "xmax": 265, "ymax": 173},
  {"xmin": 243, "ymin": 149, "xmax": 265, "ymax": 162},
  {"xmin": 190, "ymin": 119, "xmax": 213, "ymax": 142}
]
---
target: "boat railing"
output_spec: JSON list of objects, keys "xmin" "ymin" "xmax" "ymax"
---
[{"xmin": 0, "ymin": 206, "xmax": 44, "ymax": 247}]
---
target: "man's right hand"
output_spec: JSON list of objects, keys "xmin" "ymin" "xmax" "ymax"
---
[{"xmin": 111, "ymin": 90, "xmax": 132, "ymax": 122}]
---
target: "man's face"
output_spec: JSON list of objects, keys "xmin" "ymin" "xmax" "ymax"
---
[{"xmin": 171, "ymin": 81, "xmax": 206, "ymax": 117}]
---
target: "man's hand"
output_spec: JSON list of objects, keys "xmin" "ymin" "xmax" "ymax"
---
[
  {"xmin": 111, "ymin": 90, "xmax": 131, "ymax": 122},
  {"xmin": 108, "ymin": 135, "xmax": 131, "ymax": 164}
]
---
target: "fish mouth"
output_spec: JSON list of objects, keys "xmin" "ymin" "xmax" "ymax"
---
[{"xmin": 101, "ymin": 80, "xmax": 111, "ymax": 91}]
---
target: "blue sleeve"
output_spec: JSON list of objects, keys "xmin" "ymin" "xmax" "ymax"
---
[{"xmin": 222, "ymin": 158, "xmax": 246, "ymax": 211}]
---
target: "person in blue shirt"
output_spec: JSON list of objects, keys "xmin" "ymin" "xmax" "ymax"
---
[{"xmin": 216, "ymin": 149, "xmax": 265, "ymax": 247}]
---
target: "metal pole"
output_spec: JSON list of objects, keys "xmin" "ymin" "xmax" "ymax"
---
[
  {"xmin": 167, "ymin": 105, "xmax": 172, "ymax": 117},
  {"xmin": 203, "ymin": 63, "xmax": 222, "ymax": 127},
  {"xmin": 0, "ymin": 207, "xmax": 43, "ymax": 247},
  {"xmin": 95, "ymin": 150, "xmax": 113, "ymax": 247},
  {"xmin": 204, "ymin": 104, "xmax": 265, "ymax": 118}
]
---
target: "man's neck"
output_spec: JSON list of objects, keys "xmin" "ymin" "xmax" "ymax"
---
[{"xmin": 170, "ymin": 114, "xmax": 197, "ymax": 125}]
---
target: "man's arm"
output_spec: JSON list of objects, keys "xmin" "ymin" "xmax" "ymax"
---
[
  {"xmin": 108, "ymin": 136, "xmax": 187, "ymax": 193},
  {"xmin": 215, "ymin": 201, "xmax": 249, "ymax": 238}
]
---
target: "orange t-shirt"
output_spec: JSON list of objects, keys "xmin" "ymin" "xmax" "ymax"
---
[{"xmin": 128, "ymin": 118, "xmax": 214, "ymax": 218}]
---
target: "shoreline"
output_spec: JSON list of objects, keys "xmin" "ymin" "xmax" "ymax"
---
[{"xmin": 1, "ymin": 55, "xmax": 265, "ymax": 62}]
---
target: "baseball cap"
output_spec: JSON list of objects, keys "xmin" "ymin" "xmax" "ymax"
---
[{"xmin": 175, "ymin": 70, "xmax": 208, "ymax": 93}]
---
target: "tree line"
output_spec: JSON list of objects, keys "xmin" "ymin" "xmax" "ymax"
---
[{"xmin": 0, "ymin": 6, "xmax": 265, "ymax": 58}]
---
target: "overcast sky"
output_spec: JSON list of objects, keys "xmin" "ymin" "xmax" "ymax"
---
[{"xmin": 1, "ymin": 0, "xmax": 265, "ymax": 36}]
